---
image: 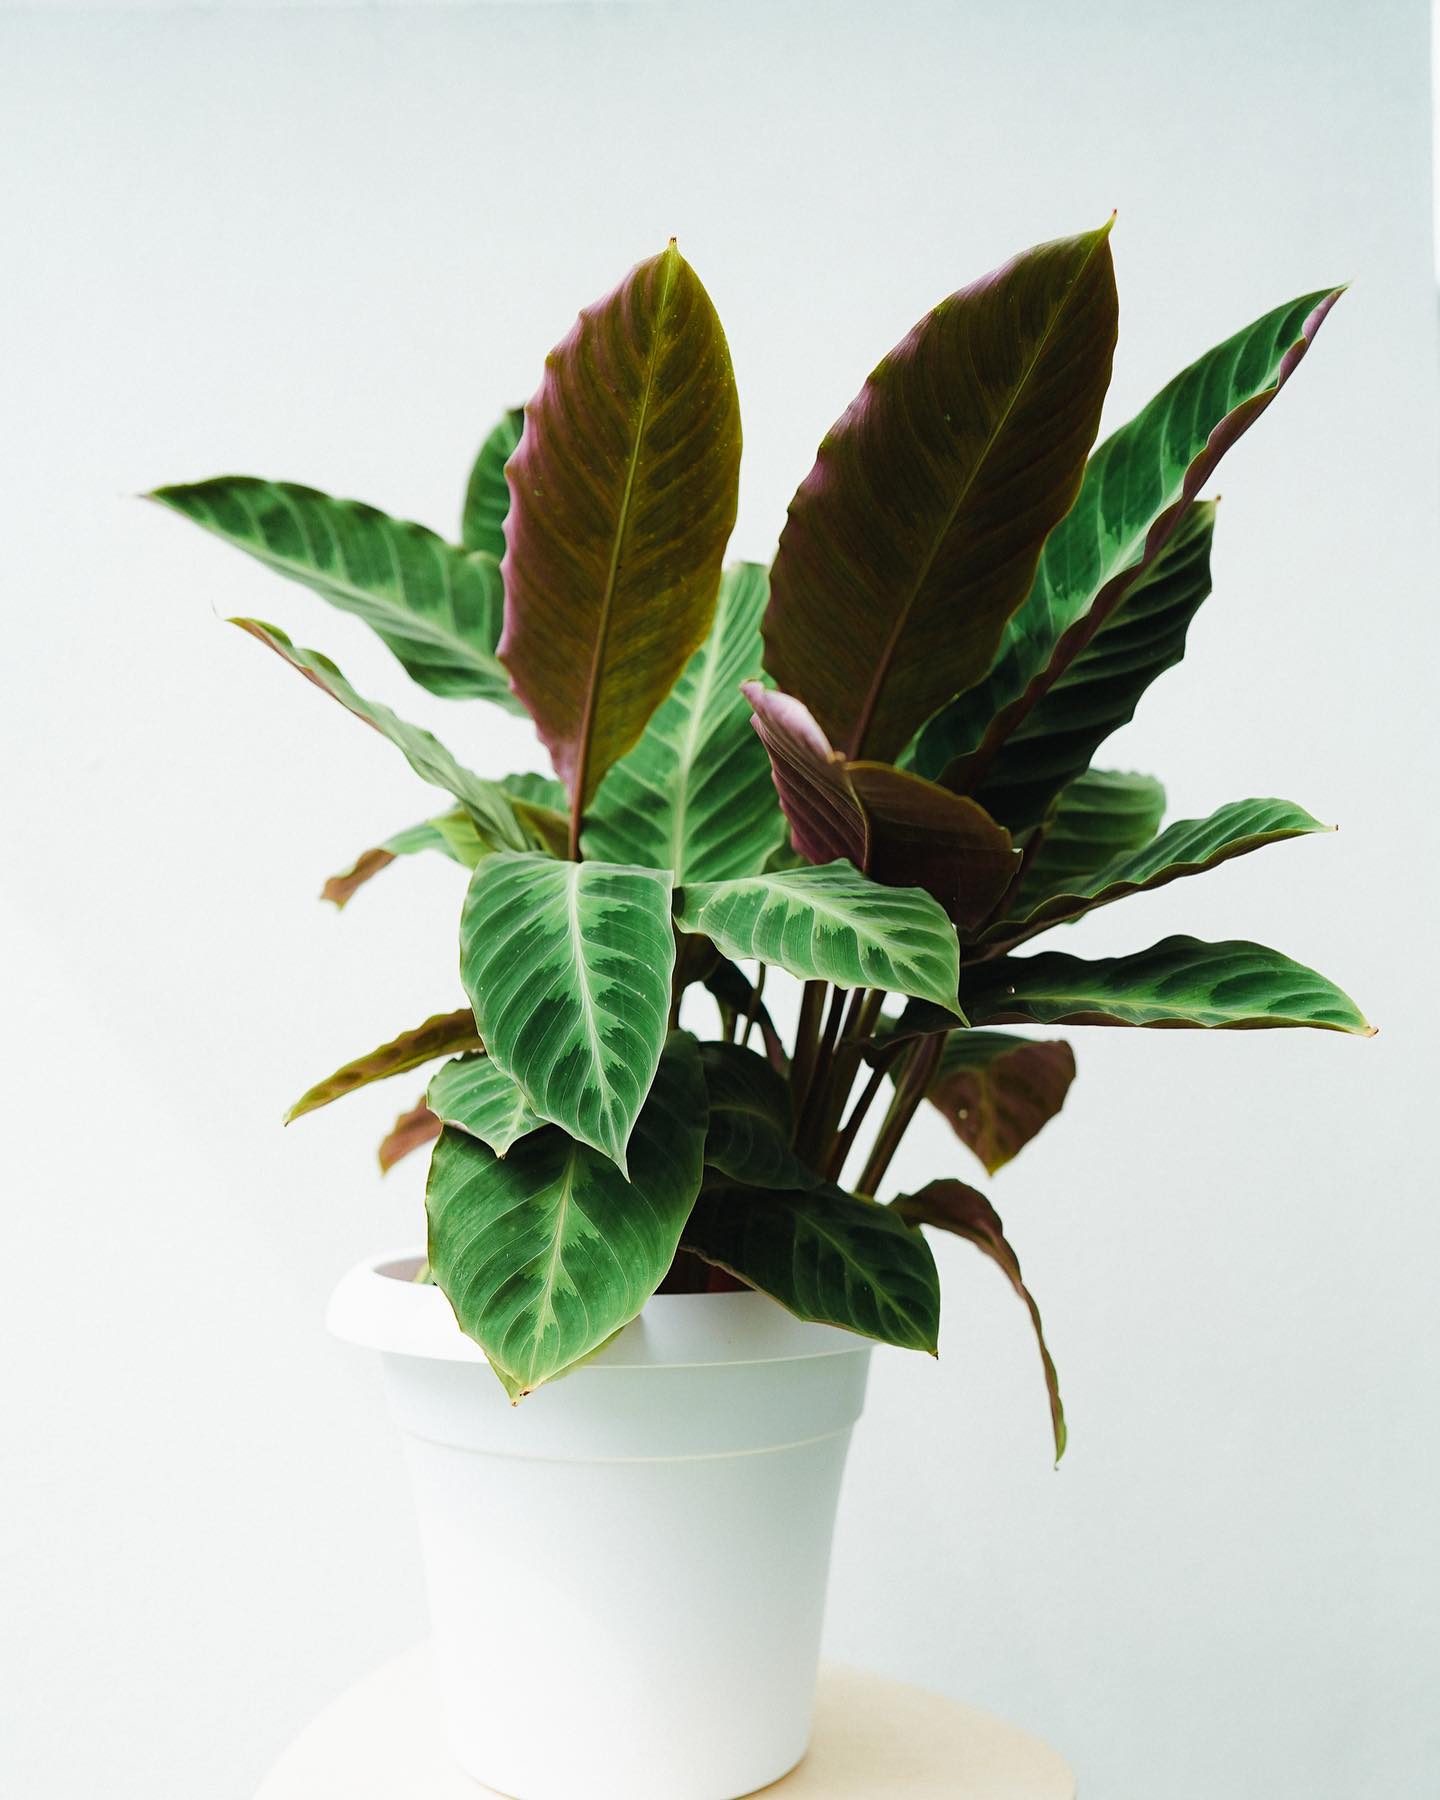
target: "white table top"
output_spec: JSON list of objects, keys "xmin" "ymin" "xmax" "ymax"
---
[{"xmin": 256, "ymin": 1644, "xmax": 1076, "ymax": 1798}]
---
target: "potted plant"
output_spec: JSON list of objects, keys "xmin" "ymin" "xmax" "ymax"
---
[{"xmin": 154, "ymin": 225, "xmax": 1369, "ymax": 1800}]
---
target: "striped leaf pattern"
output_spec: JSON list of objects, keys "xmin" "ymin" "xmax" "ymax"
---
[
  {"xmin": 233, "ymin": 620, "xmax": 532, "ymax": 851},
  {"xmin": 1014, "ymin": 769, "xmax": 1167, "ymax": 910},
  {"xmin": 500, "ymin": 242, "xmax": 742, "ymax": 813},
  {"xmin": 460, "ymin": 853, "xmax": 675, "ymax": 1173},
  {"xmin": 963, "ymin": 936, "xmax": 1372, "ymax": 1033},
  {"xmin": 683, "ymin": 1184, "xmax": 941, "ymax": 1352},
  {"xmin": 990, "ymin": 796, "xmax": 1330, "ymax": 947},
  {"xmin": 461, "ymin": 407, "xmax": 524, "ymax": 559},
  {"xmin": 152, "ymin": 477, "xmax": 519, "ymax": 708},
  {"xmin": 427, "ymin": 1035, "xmax": 707, "ymax": 1398},
  {"xmin": 674, "ymin": 863, "xmax": 961, "ymax": 1012},
  {"xmin": 583, "ymin": 564, "xmax": 785, "ymax": 881},
  {"xmin": 287, "ymin": 1008, "xmax": 481, "ymax": 1121},
  {"xmin": 921, "ymin": 1031, "xmax": 1076, "ymax": 1172},
  {"xmin": 764, "ymin": 225, "xmax": 1118, "ymax": 762},
  {"xmin": 427, "ymin": 1053, "xmax": 543, "ymax": 1158},
  {"xmin": 700, "ymin": 1042, "xmax": 819, "ymax": 1190},
  {"xmin": 915, "ymin": 288, "xmax": 1342, "ymax": 814},
  {"xmin": 892, "ymin": 1181, "xmax": 1065, "ymax": 1461}
]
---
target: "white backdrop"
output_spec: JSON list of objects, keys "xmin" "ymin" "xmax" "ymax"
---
[{"xmin": 2, "ymin": 3, "xmax": 1436, "ymax": 1796}]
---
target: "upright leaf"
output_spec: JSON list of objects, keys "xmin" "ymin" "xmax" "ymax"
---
[
  {"xmin": 921, "ymin": 1031, "xmax": 1076, "ymax": 1172},
  {"xmin": 461, "ymin": 407, "xmax": 524, "ymax": 559},
  {"xmin": 963, "ymin": 936, "xmax": 1372, "ymax": 1033},
  {"xmin": 987, "ymin": 797, "xmax": 1330, "ymax": 948},
  {"xmin": 764, "ymin": 225, "xmax": 1117, "ymax": 762},
  {"xmin": 427, "ymin": 1053, "xmax": 543, "ymax": 1158},
  {"xmin": 153, "ymin": 478, "xmax": 520, "ymax": 708},
  {"xmin": 583, "ymin": 565, "xmax": 785, "ymax": 881},
  {"xmin": 675, "ymin": 863, "xmax": 962, "ymax": 1013},
  {"xmin": 1012, "ymin": 770, "xmax": 1166, "ymax": 911},
  {"xmin": 915, "ymin": 288, "xmax": 1342, "ymax": 815},
  {"xmin": 700, "ymin": 1042, "xmax": 818, "ymax": 1190},
  {"xmin": 893, "ymin": 1181, "xmax": 1065, "ymax": 1461},
  {"xmin": 460, "ymin": 852, "xmax": 675, "ymax": 1173},
  {"xmin": 745, "ymin": 684, "xmax": 1017, "ymax": 927},
  {"xmin": 500, "ymin": 241, "xmax": 742, "ymax": 815},
  {"xmin": 286, "ymin": 1008, "xmax": 481, "ymax": 1121},
  {"xmin": 428, "ymin": 1035, "xmax": 707, "ymax": 1399},
  {"xmin": 232, "ymin": 620, "xmax": 531, "ymax": 851},
  {"xmin": 684, "ymin": 1183, "xmax": 941, "ymax": 1352}
]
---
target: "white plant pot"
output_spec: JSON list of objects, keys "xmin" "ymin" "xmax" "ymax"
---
[{"xmin": 327, "ymin": 1251, "xmax": 873, "ymax": 1800}]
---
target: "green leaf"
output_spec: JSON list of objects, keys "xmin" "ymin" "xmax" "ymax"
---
[
  {"xmin": 427, "ymin": 1034, "xmax": 707, "ymax": 1399},
  {"xmin": 892, "ymin": 1181, "xmax": 1065, "ymax": 1462},
  {"xmin": 377, "ymin": 1098, "xmax": 440, "ymax": 1173},
  {"xmin": 500, "ymin": 241, "xmax": 742, "ymax": 813},
  {"xmin": 583, "ymin": 565, "xmax": 786, "ymax": 882},
  {"xmin": 914, "ymin": 288, "xmax": 1342, "ymax": 816},
  {"xmin": 744, "ymin": 684, "xmax": 1018, "ymax": 927},
  {"xmin": 232, "ymin": 620, "xmax": 532, "ymax": 851},
  {"xmin": 287, "ymin": 1008, "xmax": 481, "ymax": 1121},
  {"xmin": 152, "ymin": 477, "xmax": 521, "ymax": 709},
  {"xmin": 963, "ymin": 936, "xmax": 1373, "ymax": 1033},
  {"xmin": 322, "ymin": 810, "xmax": 490, "ymax": 908},
  {"xmin": 674, "ymin": 863, "xmax": 961, "ymax": 1013},
  {"xmin": 460, "ymin": 852, "xmax": 675, "ymax": 1173},
  {"xmin": 955, "ymin": 501, "xmax": 1216, "ymax": 829},
  {"xmin": 764, "ymin": 224, "xmax": 1117, "ymax": 762},
  {"xmin": 922, "ymin": 1031, "xmax": 1076, "ymax": 1173},
  {"xmin": 990, "ymin": 797, "xmax": 1331, "ymax": 948},
  {"xmin": 427, "ymin": 1053, "xmax": 544, "ymax": 1158},
  {"xmin": 1012, "ymin": 770, "xmax": 1167, "ymax": 911},
  {"xmin": 684, "ymin": 1184, "xmax": 941, "ymax": 1353},
  {"xmin": 461, "ymin": 407, "xmax": 524, "ymax": 559},
  {"xmin": 700, "ymin": 1042, "xmax": 818, "ymax": 1190}
]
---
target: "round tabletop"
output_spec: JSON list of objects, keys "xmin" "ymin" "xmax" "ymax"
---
[{"xmin": 256, "ymin": 1645, "xmax": 1076, "ymax": 1799}]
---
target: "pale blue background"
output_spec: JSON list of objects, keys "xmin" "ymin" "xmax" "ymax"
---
[{"xmin": 2, "ymin": 3, "xmax": 1436, "ymax": 1796}]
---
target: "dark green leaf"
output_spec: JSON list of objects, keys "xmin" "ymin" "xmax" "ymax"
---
[
  {"xmin": 428, "ymin": 1034, "xmax": 707, "ymax": 1398},
  {"xmin": 684, "ymin": 1184, "xmax": 941, "ymax": 1353},
  {"xmin": 764, "ymin": 225, "xmax": 1117, "ymax": 762},
  {"xmin": 153, "ymin": 478, "xmax": 520, "ymax": 708},
  {"xmin": 584, "ymin": 565, "xmax": 785, "ymax": 881},
  {"xmin": 461, "ymin": 407, "xmax": 524, "ymax": 559},
  {"xmin": 963, "ymin": 936, "xmax": 1373, "ymax": 1033},
  {"xmin": 287, "ymin": 1008, "xmax": 480, "ymax": 1121},
  {"xmin": 500, "ymin": 242, "xmax": 742, "ymax": 813},
  {"xmin": 1012, "ymin": 770, "xmax": 1167, "ymax": 912},
  {"xmin": 893, "ymin": 1181, "xmax": 1065, "ymax": 1461},
  {"xmin": 460, "ymin": 852, "xmax": 675, "ymax": 1173},
  {"xmin": 700, "ymin": 1042, "xmax": 817, "ymax": 1189}
]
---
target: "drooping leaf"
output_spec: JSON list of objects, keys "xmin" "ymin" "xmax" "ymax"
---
[
  {"xmin": 500, "ymin": 241, "xmax": 742, "ymax": 814},
  {"xmin": 922, "ymin": 1031, "xmax": 1076, "ymax": 1172},
  {"xmin": 702, "ymin": 960, "xmax": 787, "ymax": 1073},
  {"xmin": 153, "ymin": 478, "xmax": 521, "ymax": 709},
  {"xmin": 915, "ymin": 288, "xmax": 1342, "ymax": 817},
  {"xmin": 232, "ymin": 620, "xmax": 531, "ymax": 851},
  {"xmin": 675, "ymin": 863, "xmax": 962, "ymax": 1014},
  {"xmin": 427, "ymin": 1053, "xmax": 544, "ymax": 1158},
  {"xmin": 459, "ymin": 852, "xmax": 675, "ymax": 1173},
  {"xmin": 700, "ymin": 1042, "xmax": 818, "ymax": 1190},
  {"xmin": 893, "ymin": 1181, "xmax": 1065, "ymax": 1461},
  {"xmin": 1012, "ymin": 770, "xmax": 1167, "ymax": 911},
  {"xmin": 953, "ymin": 501, "xmax": 1216, "ymax": 828},
  {"xmin": 461, "ymin": 407, "xmax": 524, "ymax": 559},
  {"xmin": 764, "ymin": 224, "xmax": 1117, "ymax": 763},
  {"xmin": 287, "ymin": 1008, "xmax": 481, "ymax": 1121},
  {"xmin": 683, "ymin": 1183, "xmax": 941, "ymax": 1353},
  {"xmin": 378, "ymin": 1099, "xmax": 441, "ymax": 1173},
  {"xmin": 427, "ymin": 1034, "xmax": 707, "ymax": 1399},
  {"xmin": 988, "ymin": 797, "xmax": 1331, "ymax": 949},
  {"xmin": 744, "ymin": 684, "xmax": 1017, "ymax": 927},
  {"xmin": 583, "ymin": 565, "xmax": 786, "ymax": 882},
  {"xmin": 963, "ymin": 936, "xmax": 1372, "ymax": 1033},
  {"xmin": 322, "ymin": 810, "xmax": 488, "ymax": 908}
]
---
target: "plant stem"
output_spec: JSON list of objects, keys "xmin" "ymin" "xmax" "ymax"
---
[
  {"xmin": 739, "ymin": 962, "xmax": 766, "ymax": 1050},
  {"xmin": 856, "ymin": 1031, "xmax": 942, "ymax": 1197},
  {"xmin": 827, "ymin": 1061, "xmax": 887, "ymax": 1182},
  {"xmin": 797, "ymin": 984, "xmax": 849, "ymax": 1158},
  {"xmin": 789, "ymin": 980, "xmax": 828, "ymax": 1120}
]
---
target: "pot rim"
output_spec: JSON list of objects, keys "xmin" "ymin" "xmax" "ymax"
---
[{"xmin": 327, "ymin": 1248, "xmax": 873, "ymax": 1370}]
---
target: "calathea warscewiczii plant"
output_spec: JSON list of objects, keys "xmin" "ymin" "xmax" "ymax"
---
[{"xmin": 154, "ymin": 225, "xmax": 1369, "ymax": 1451}]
